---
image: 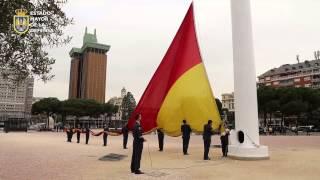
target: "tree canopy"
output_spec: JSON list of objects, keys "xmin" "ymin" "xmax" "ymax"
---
[
  {"xmin": 32, "ymin": 98, "xmax": 119, "ymax": 126},
  {"xmin": 257, "ymin": 86, "xmax": 320, "ymax": 128},
  {"xmin": 121, "ymin": 92, "xmax": 136, "ymax": 120}
]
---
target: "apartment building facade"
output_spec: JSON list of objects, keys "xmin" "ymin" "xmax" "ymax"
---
[{"xmin": 258, "ymin": 59, "xmax": 320, "ymax": 89}]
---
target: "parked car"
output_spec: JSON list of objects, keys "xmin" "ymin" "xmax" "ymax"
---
[{"xmin": 28, "ymin": 123, "xmax": 46, "ymax": 131}]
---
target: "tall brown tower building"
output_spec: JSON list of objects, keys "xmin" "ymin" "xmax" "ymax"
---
[{"xmin": 68, "ymin": 27, "xmax": 110, "ymax": 103}]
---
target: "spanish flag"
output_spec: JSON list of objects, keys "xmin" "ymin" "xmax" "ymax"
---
[{"xmin": 128, "ymin": 3, "xmax": 221, "ymax": 136}]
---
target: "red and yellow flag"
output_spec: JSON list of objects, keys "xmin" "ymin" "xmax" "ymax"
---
[{"xmin": 128, "ymin": 3, "xmax": 221, "ymax": 136}]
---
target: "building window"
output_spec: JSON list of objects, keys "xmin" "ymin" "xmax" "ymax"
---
[
  {"xmin": 304, "ymin": 76, "xmax": 311, "ymax": 81},
  {"xmin": 305, "ymin": 84, "xmax": 311, "ymax": 87},
  {"xmin": 273, "ymin": 81, "xmax": 279, "ymax": 85},
  {"xmin": 266, "ymin": 83, "xmax": 271, "ymax": 86},
  {"xmin": 265, "ymin": 77, "xmax": 271, "ymax": 81},
  {"xmin": 294, "ymin": 78, "xmax": 300, "ymax": 82}
]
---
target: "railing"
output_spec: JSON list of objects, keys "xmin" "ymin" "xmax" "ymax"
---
[
  {"xmin": 312, "ymin": 78, "xmax": 320, "ymax": 83},
  {"xmin": 312, "ymin": 84, "xmax": 320, "ymax": 89},
  {"xmin": 264, "ymin": 70, "xmax": 320, "ymax": 82}
]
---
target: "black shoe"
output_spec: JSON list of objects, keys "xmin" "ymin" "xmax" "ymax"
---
[
  {"xmin": 204, "ymin": 158, "xmax": 211, "ymax": 160},
  {"xmin": 135, "ymin": 170, "xmax": 144, "ymax": 174},
  {"xmin": 184, "ymin": 153, "xmax": 189, "ymax": 155}
]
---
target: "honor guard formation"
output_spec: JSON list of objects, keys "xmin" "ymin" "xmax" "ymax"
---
[{"xmin": 64, "ymin": 113, "xmax": 229, "ymax": 175}]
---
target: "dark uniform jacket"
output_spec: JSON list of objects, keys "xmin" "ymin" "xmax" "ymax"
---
[
  {"xmin": 181, "ymin": 124, "xmax": 192, "ymax": 138},
  {"xmin": 220, "ymin": 132, "xmax": 230, "ymax": 144},
  {"xmin": 133, "ymin": 122, "xmax": 144, "ymax": 143},
  {"xmin": 85, "ymin": 128, "xmax": 90, "ymax": 136},
  {"xmin": 103, "ymin": 127, "xmax": 109, "ymax": 136},
  {"xmin": 122, "ymin": 126, "xmax": 129, "ymax": 135},
  {"xmin": 203, "ymin": 124, "xmax": 213, "ymax": 140}
]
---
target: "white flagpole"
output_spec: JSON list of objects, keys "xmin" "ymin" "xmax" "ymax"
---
[{"xmin": 228, "ymin": 0, "xmax": 269, "ymax": 160}]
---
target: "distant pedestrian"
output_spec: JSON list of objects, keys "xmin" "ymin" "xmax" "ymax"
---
[
  {"xmin": 130, "ymin": 114, "xmax": 145, "ymax": 174},
  {"xmin": 203, "ymin": 120, "xmax": 214, "ymax": 160},
  {"xmin": 157, "ymin": 128, "xmax": 164, "ymax": 151},
  {"xmin": 76, "ymin": 124, "xmax": 81, "ymax": 143},
  {"xmin": 66, "ymin": 125, "xmax": 73, "ymax": 143},
  {"xmin": 103, "ymin": 124, "xmax": 109, "ymax": 146},
  {"xmin": 65, "ymin": 124, "xmax": 68, "ymax": 141},
  {"xmin": 85, "ymin": 125, "xmax": 90, "ymax": 144},
  {"xmin": 181, "ymin": 120, "xmax": 192, "ymax": 155},
  {"xmin": 220, "ymin": 129, "xmax": 230, "ymax": 157},
  {"xmin": 70, "ymin": 126, "xmax": 74, "ymax": 142},
  {"xmin": 122, "ymin": 124, "xmax": 129, "ymax": 149}
]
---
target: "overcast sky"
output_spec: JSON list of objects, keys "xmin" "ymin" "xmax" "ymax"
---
[{"xmin": 34, "ymin": 0, "xmax": 320, "ymax": 101}]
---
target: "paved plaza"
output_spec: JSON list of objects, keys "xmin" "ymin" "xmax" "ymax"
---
[{"xmin": 0, "ymin": 132, "xmax": 320, "ymax": 180}]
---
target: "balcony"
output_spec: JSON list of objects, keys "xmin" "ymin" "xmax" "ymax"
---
[
  {"xmin": 312, "ymin": 78, "xmax": 320, "ymax": 83},
  {"xmin": 312, "ymin": 84, "xmax": 320, "ymax": 89},
  {"xmin": 269, "ymin": 71, "xmax": 320, "ymax": 82},
  {"xmin": 278, "ymin": 81, "xmax": 294, "ymax": 87}
]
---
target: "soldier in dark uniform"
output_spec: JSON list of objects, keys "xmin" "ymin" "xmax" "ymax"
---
[
  {"xmin": 130, "ymin": 114, "xmax": 145, "ymax": 174},
  {"xmin": 157, "ymin": 128, "xmax": 164, "ymax": 151},
  {"xmin": 203, "ymin": 120, "xmax": 213, "ymax": 160},
  {"xmin": 69, "ymin": 126, "xmax": 74, "ymax": 142},
  {"xmin": 103, "ymin": 124, "xmax": 109, "ymax": 146},
  {"xmin": 85, "ymin": 125, "xmax": 90, "ymax": 144},
  {"xmin": 66, "ymin": 124, "xmax": 70, "ymax": 142},
  {"xmin": 181, "ymin": 120, "xmax": 192, "ymax": 155},
  {"xmin": 76, "ymin": 124, "xmax": 81, "ymax": 143},
  {"xmin": 220, "ymin": 129, "xmax": 230, "ymax": 157},
  {"xmin": 122, "ymin": 124, "xmax": 129, "ymax": 149}
]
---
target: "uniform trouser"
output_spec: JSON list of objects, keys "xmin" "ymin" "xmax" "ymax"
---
[
  {"xmin": 123, "ymin": 134, "xmax": 128, "ymax": 148},
  {"xmin": 158, "ymin": 135, "xmax": 164, "ymax": 150},
  {"xmin": 86, "ymin": 135, "xmax": 89, "ymax": 144},
  {"xmin": 66, "ymin": 132, "xmax": 70, "ymax": 142},
  {"xmin": 77, "ymin": 133, "xmax": 80, "ymax": 143},
  {"xmin": 182, "ymin": 136, "xmax": 190, "ymax": 154},
  {"xmin": 67, "ymin": 132, "xmax": 72, "ymax": 142},
  {"xmin": 222, "ymin": 143, "xmax": 228, "ymax": 156},
  {"xmin": 131, "ymin": 141, "xmax": 143, "ymax": 172},
  {"xmin": 203, "ymin": 139, "xmax": 211, "ymax": 159},
  {"xmin": 103, "ymin": 134, "xmax": 108, "ymax": 146}
]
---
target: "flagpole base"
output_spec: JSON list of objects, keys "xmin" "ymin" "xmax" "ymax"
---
[{"xmin": 228, "ymin": 144, "xmax": 269, "ymax": 160}]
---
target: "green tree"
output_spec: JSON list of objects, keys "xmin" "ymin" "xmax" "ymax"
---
[
  {"xmin": 265, "ymin": 100, "xmax": 280, "ymax": 125},
  {"xmin": 258, "ymin": 86, "xmax": 277, "ymax": 127},
  {"xmin": 298, "ymin": 88, "xmax": 320, "ymax": 126},
  {"xmin": 32, "ymin": 97, "xmax": 61, "ymax": 128},
  {"xmin": 61, "ymin": 99, "xmax": 102, "ymax": 118},
  {"xmin": 0, "ymin": 0, "xmax": 73, "ymax": 82},
  {"xmin": 258, "ymin": 86, "xmax": 320, "ymax": 130},
  {"xmin": 121, "ymin": 92, "xmax": 136, "ymax": 121},
  {"xmin": 281, "ymin": 100, "xmax": 308, "ymax": 127}
]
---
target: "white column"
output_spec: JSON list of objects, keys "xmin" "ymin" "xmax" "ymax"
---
[{"xmin": 229, "ymin": 0, "xmax": 269, "ymax": 159}]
